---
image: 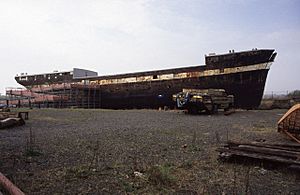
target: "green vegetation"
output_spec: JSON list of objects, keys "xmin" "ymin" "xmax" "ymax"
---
[
  {"xmin": 147, "ymin": 164, "xmax": 176, "ymax": 187},
  {"xmin": 64, "ymin": 166, "xmax": 91, "ymax": 181}
]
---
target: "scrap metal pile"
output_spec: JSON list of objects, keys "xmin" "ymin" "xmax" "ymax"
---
[{"xmin": 218, "ymin": 104, "xmax": 300, "ymax": 169}]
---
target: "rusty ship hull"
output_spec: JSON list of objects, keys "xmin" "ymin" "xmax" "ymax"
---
[
  {"xmin": 95, "ymin": 69, "xmax": 269, "ymax": 109},
  {"xmin": 11, "ymin": 49, "xmax": 277, "ymax": 109}
]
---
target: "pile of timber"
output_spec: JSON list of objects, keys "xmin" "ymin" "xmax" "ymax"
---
[
  {"xmin": 217, "ymin": 141, "xmax": 300, "ymax": 169},
  {"xmin": 0, "ymin": 108, "xmax": 10, "ymax": 112},
  {"xmin": 0, "ymin": 111, "xmax": 27, "ymax": 129},
  {"xmin": 0, "ymin": 112, "xmax": 19, "ymax": 120}
]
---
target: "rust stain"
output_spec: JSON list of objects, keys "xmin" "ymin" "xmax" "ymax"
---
[{"xmin": 89, "ymin": 63, "xmax": 270, "ymax": 86}]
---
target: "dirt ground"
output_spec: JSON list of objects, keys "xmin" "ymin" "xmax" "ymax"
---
[{"xmin": 0, "ymin": 108, "xmax": 299, "ymax": 194}]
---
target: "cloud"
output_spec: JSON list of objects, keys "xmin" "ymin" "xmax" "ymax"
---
[{"xmin": 0, "ymin": 0, "xmax": 299, "ymax": 94}]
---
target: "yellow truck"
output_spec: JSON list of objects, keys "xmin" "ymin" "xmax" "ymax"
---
[{"xmin": 173, "ymin": 89, "xmax": 234, "ymax": 114}]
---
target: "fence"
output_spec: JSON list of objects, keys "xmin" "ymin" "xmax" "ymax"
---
[{"xmin": 263, "ymin": 91, "xmax": 292, "ymax": 100}]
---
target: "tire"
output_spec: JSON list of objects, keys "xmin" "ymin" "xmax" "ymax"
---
[
  {"xmin": 204, "ymin": 97, "xmax": 214, "ymax": 114},
  {"xmin": 213, "ymin": 104, "xmax": 218, "ymax": 113},
  {"xmin": 205, "ymin": 104, "xmax": 214, "ymax": 114},
  {"xmin": 188, "ymin": 106, "xmax": 198, "ymax": 115}
]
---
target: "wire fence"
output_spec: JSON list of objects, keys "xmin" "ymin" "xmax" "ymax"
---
[
  {"xmin": 263, "ymin": 90, "xmax": 300, "ymax": 100},
  {"xmin": 263, "ymin": 91, "xmax": 291, "ymax": 99}
]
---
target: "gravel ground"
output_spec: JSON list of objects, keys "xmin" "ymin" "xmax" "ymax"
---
[{"xmin": 0, "ymin": 108, "xmax": 299, "ymax": 194}]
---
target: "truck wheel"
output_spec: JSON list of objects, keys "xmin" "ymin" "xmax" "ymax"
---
[
  {"xmin": 204, "ymin": 97, "xmax": 215, "ymax": 114},
  {"xmin": 225, "ymin": 104, "xmax": 233, "ymax": 112},
  {"xmin": 205, "ymin": 104, "xmax": 214, "ymax": 114},
  {"xmin": 213, "ymin": 105, "xmax": 218, "ymax": 113},
  {"xmin": 188, "ymin": 106, "xmax": 198, "ymax": 115}
]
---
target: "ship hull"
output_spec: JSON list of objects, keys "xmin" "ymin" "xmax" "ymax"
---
[
  {"xmin": 95, "ymin": 69, "xmax": 269, "ymax": 109},
  {"xmin": 11, "ymin": 49, "xmax": 276, "ymax": 109}
]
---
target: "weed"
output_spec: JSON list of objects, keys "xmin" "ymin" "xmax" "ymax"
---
[
  {"xmin": 189, "ymin": 130, "xmax": 202, "ymax": 152},
  {"xmin": 147, "ymin": 164, "xmax": 176, "ymax": 187},
  {"xmin": 122, "ymin": 181, "xmax": 135, "ymax": 193},
  {"xmin": 244, "ymin": 165, "xmax": 251, "ymax": 195},
  {"xmin": 192, "ymin": 130, "xmax": 197, "ymax": 146},
  {"xmin": 64, "ymin": 165, "xmax": 91, "ymax": 181},
  {"xmin": 88, "ymin": 141, "xmax": 100, "ymax": 170},
  {"xmin": 25, "ymin": 149, "xmax": 42, "ymax": 157},
  {"xmin": 215, "ymin": 131, "xmax": 221, "ymax": 144},
  {"xmin": 190, "ymin": 145, "xmax": 202, "ymax": 152},
  {"xmin": 25, "ymin": 127, "xmax": 42, "ymax": 157},
  {"xmin": 180, "ymin": 160, "xmax": 193, "ymax": 169}
]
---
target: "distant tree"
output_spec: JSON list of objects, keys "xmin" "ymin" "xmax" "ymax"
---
[{"xmin": 288, "ymin": 90, "xmax": 300, "ymax": 97}]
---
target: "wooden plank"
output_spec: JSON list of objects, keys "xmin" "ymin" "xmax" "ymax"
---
[
  {"xmin": 226, "ymin": 140, "xmax": 300, "ymax": 151},
  {"xmin": 218, "ymin": 148, "xmax": 300, "ymax": 165},
  {"xmin": 232, "ymin": 145, "xmax": 300, "ymax": 159}
]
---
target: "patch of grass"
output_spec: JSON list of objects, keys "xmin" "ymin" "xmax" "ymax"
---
[
  {"xmin": 25, "ymin": 149, "xmax": 42, "ymax": 157},
  {"xmin": 64, "ymin": 165, "xmax": 91, "ymax": 181},
  {"xmin": 252, "ymin": 125, "xmax": 274, "ymax": 132},
  {"xmin": 189, "ymin": 145, "xmax": 202, "ymax": 152},
  {"xmin": 25, "ymin": 127, "xmax": 42, "ymax": 157},
  {"xmin": 179, "ymin": 160, "xmax": 194, "ymax": 169},
  {"xmin": 122, "ymin": 181, "xmax": 135, "ymax": 193},
  {"xmin": 147, "ymin": 164, "xmax": 176, "ymax": 187}
]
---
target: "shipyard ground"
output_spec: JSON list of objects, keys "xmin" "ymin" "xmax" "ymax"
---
[{"xmin": 0, "ymin": 109, "xmax": 299, "ymax": 194}]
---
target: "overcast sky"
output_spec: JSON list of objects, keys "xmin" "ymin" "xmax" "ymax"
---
[{"xmin": 0, "ymin": 0, "xmax": 299, "ymax": 94}]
